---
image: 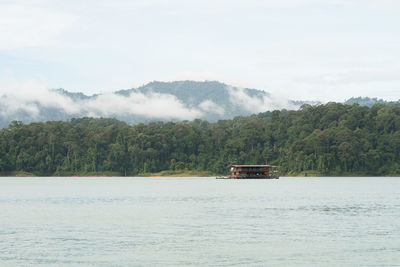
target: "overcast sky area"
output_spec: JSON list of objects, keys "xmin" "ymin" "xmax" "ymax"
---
[{"xmin": 0, "ymin": 0, "xmax": 399, "ymax": 102}]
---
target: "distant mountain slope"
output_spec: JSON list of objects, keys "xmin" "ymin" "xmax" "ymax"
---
[
  {"xmin": 115, "ymin": 81, "xmax": 283, "ymax": 122},
  {"xmin": 1, "ymin": 80, "xmax": 398, "ymax": 129},
  {"xmin": 0, "ymin": 81, "xmax": 294, "ymax": 129},
  {"xmin": 344, "ymin": 97, "xmax": 400, "ymax": 107},
  {"xmin": 116, "ymin": 81, "xmax": 269, "ymax": 104}
]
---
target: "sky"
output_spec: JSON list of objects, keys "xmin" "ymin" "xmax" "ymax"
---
[{"xmin": 0, "ymin": 0, "xmax": 400, "ymax": 102}]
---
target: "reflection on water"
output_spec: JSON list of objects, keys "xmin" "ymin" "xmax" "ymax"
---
[
  {"xmin": 298, "ymin": 203, "xmax": 388, "ymax": 215},
  {"xmin": 0, "ymin": 177, "xmax": 399, "ymax": 266}
]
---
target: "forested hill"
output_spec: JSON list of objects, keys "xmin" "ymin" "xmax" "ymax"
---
[
  {"xmin": 1, "ymin": 102, "xmax": 399, "ymax": 176},
  {"xmin": 0, "ymin": 80, "xmax": 295, "ymax": 129},
  {"xmin": 2, "ymin": 80, "xmax": 398, "ymax": 130},
  {"xmin": 344, "ymin": 97, "xmax": 400, "ymax": 107}
]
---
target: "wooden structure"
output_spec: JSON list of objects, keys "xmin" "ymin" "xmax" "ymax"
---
[{"xmin": 229, "ymin": 164, "xmax": 279, "ymax": 179}]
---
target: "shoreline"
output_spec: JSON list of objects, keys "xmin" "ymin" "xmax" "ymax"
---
[
  {"xmin": 1, "ymin": 173, "xmax": 399, "ymax": 178},
  {"xmin": 1, "ymin": 170, "xmax": 399, "ymax": 178}
]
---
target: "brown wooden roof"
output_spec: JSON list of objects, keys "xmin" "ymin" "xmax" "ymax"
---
[{"xmin": 232, "ymin": 164, "xmax": 277, "ymax": 168}]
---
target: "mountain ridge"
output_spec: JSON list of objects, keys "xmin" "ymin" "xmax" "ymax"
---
[
  {"xmin": 1, "ymin": 80, "xmax": 398, "ymax": 129},
  {"xmin": 0, "ymin": 80, "xmax": 291, "ymax": 129}
]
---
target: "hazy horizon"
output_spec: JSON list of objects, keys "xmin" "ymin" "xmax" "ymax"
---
[
  {"xmin": 1, "ymin": 0, "xmax": 400, "ymax": 102},
  {"xmin": 27, "ymin": 80, "xmax": 400, "ymax": 102}
]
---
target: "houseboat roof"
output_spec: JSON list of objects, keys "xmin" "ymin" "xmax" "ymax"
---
[{"xmin": 232, "ymin": 164, "xmax": 277, "ymax": 168}]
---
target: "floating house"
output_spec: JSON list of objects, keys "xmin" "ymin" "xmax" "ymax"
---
[{"xmin": 230, "ymin": 164, "xmax": 279, "ymax": 179}]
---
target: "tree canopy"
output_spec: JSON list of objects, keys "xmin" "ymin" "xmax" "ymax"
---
[{"xmin": 1, "ymin": 103, "xmax": 399, "ymax": 176}]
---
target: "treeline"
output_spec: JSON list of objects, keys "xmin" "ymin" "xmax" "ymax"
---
[{"xmin": 0, "ymin": 103, "xmax": 400, "ymax": 176}]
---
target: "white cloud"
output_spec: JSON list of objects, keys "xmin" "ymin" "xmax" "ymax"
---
[
  {"xmin": 227, "ymin": 86, "xmax": 296, "ymax": 113},
  {"xmin": 0, "ymin": 3, "xmax": 75, "ymax": 50},
  {"xmin": 0, "ymin": 81, "xmax": 299, "ymax": 125},
  {"xmin": 199, "ymin": 100, "xmax": 225, "ymax": 115},
  {"xmin": 83, "ymin": 91, "xmax": 203, "ymax": 120},
  {"xmin": 0, "ymin": 81, "xmax": 203, "ymax": 121},
  {"xmin": 1, "ymin": 0, "xmax": 399, "ymax": 102},
  {"xmin": 0, "ymin": 81, "xmax": 81, "ymax": 118}
]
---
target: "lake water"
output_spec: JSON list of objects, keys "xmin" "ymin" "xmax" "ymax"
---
[{"xmin": 0, "ymin": 177, "xmax": 399, "ymax": 266}]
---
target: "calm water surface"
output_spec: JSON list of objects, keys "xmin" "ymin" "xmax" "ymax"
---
[{"xmin": 0, "ymin": 177, "xmax": 399, "ymax": 266}]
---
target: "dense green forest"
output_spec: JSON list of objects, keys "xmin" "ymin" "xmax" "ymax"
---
[{"xmin": 1, "ymin": 102, "xmax": 399, "ymax": 176}]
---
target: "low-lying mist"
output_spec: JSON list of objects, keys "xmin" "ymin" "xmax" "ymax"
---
[{"xmin": 0, "ymin": 80, "xmax": 297, "ymax": 128}]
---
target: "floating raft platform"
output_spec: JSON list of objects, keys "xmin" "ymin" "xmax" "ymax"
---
[{"xmin": 217, "ymin": 164, "xmax": 279, "ymax": 179}]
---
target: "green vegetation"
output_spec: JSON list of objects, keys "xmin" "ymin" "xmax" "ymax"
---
[
  {"xmin": 344, "ymin": 97, "xmax": 400, "ymax": 107},
  {"xmin": 0, "ymin": 103, "xmax": 400, "ymax": 176},
  {"xmin": 0, "ymin": 81, "xmax": 273, "ymax": 129}
]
